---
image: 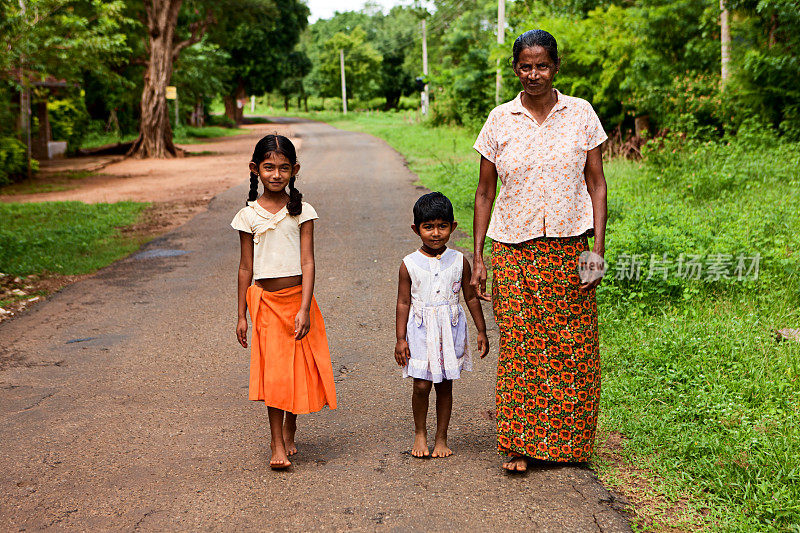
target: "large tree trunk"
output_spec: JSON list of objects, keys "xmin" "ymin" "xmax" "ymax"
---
[
  {"xmin": 129, "ymin": 0, "xmax": 182, "ymax": 158},
  {"xmin": 128, "ymin": 0, "xmax": 210, "ymax": 158},
  {"xmin": 224, "ymin": 81, "xmax": 246, "ymax": 125}
]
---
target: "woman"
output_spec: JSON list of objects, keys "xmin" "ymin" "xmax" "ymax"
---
[{"xmin": 470, "ymin": 29, "xmax": 608, "ymax": 472}]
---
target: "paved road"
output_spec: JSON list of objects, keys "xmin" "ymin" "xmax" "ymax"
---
[{"xmin": 0, "ymin": 119, "xmax": 630, "ymax": 531}]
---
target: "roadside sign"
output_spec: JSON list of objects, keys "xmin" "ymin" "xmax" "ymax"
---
[{"xmin": 166, "ymin": 86, "xmax": 177, "ymax": 100}]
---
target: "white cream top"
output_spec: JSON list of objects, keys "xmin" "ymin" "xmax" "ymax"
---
[{"xmin": 230, "ymin": 201, "xmax": 318, "ymax": 279}]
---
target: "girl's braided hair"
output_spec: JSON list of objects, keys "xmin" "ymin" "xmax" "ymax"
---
[{"xmin": 247, "ymin": 134, "xmax": 303, "ymax": 216}]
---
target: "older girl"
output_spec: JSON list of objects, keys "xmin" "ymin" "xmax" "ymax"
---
[{"xmin": 232, "ymin": 134, "xmax": 336, "ymax": 470}]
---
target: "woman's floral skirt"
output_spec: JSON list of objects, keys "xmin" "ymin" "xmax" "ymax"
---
[{"xmin": 491, "ymin": 236, "xmax": 600, "ymax": 462}]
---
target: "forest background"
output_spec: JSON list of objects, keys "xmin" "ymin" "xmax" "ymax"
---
[{"xmin": 1, "ymin": 0, "xmax": 799, "ymax": 531}]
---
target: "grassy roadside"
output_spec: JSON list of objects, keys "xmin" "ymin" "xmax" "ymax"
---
[
  {"xmin": 0, "ymin": 201, "xmax": 150, "ymax": 275},
  {"xmin": 298, "ymin": 110, "xmax": 800, "ymax": 531},
  {"xmin": 0, "ymin": 201, "xmax": 150, "ymax": 313},
  {"xmin": 80, "ymin": 125, "xmax": 249, "ymax": 150}
]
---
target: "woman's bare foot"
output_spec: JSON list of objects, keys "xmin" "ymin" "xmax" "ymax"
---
[
  {"xmin": 431, "ymin": 437, "xmax": 453, "ymax": 458},
  {"xmin": 269, "ymin": 443, "xmax": 292, "ymax": 470},
  {"xmin": 283, "ymin": 418, "xmax": 297, "ymax": 456},
  {"xmin": 411, "ymin": 431, "xmax": 430, "ymax": 458},
  {"xmin": 502, "ymin": 456, "xmax": 528, "ymax": 473}
]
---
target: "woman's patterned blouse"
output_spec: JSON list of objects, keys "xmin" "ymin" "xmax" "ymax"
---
[{"xmin": 473, "ymin": 90, "xmax": 607, "ymax": 244}]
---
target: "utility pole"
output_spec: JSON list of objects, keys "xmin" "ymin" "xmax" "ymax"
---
[
  {"xmin": 19, "ymin": 1, "xmax": 31, "ymax": 178},
  {"xmin": 340, "ymin": 49, "xmax": 348, "ymax": 114},
  {"xmin": 421, "ymin": 19, "xmax": 429, "ymax": 115},
  {"xmin": 496, "ymin": 0, "xmax": 505, "ymax": 105},
  {"xmin": 720, "ymin": 0, "xmax": 730, "ymax": 87}
]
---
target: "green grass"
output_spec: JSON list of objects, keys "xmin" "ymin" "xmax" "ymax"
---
[
  {"xmin": 0, "ymin": 170, "xmax": 96, "ymax": 196},
  {"xmin": 173, "ymin": 125, "xmax": 249, "ymax": 143},
  {"xmin": 300, "ymin": 110, "xmax": 800, "ymax": 531},
  {"xmin": 80, "ymin": 131, "xmax": 138, "ymax": 149},
  {"xmin": 0, "ymin": 201, "xmax": 150, "ymax": 276},
  {"xmin": 79, "ymin": 126, "xmax": 247, "ymax": 150}
]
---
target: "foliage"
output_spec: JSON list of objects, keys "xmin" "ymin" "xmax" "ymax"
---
[
  {"xmin": 426, "ymin": 0, "xmax": 496, "ymax": 128},
  {"xmin": 317, "ymin": 26, "xmax": 383, "ymax": 103},
  {"xmin": 0, "ymin": 201, "xmax": 149, "ymax": 275},
  {"xmin": 171, "ymin": 40, "xmax": 231, "ymax": 106},
  {"xmin": 48, "ymin": 96, "xmax": 91, "ymax": 151},
  {"xmin": 302, "ymin": 6, "xmax": 420, "ymax": 109},
  {"xmin": 726, "ymin": 0, "xmax": 800, "ymax": 139},
  {"xmin": 0, "ymin": 0, "xmax": 132, "ymax": 83},
  {"xmin": 206, "ymin": 0, "xmax": 309, "ymax": 100},
  {"xmin": 277, "ymin": 50, "xmax": 312, "ymax": 109},
  {"xmin": 0, "ymin": 137, "xmax": 30, "ymax": 186}
]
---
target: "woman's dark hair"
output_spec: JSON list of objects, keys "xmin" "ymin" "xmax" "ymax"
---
[
  {"xmin": 247, "ymin": 134, "xmax": 302, "ymax": 216},
  {"xmin": 413, "ymin": 192, "xmax": 454, "ymax": 226},
  {"xmin": 511, "ymin": 29, "xmax": 559, "ymax": 68}
]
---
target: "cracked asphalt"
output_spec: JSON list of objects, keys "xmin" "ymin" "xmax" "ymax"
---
[{"xmin": 0, "ymin": 119, "xmax": 631, "ymax": 531}]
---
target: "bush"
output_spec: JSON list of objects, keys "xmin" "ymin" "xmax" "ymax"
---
[
  {"xmin": 49, "ymin": 97, "xmax": 91, "ymax": 152},
  {"xmin": 207, "ymin": 114, "xmax": 237, "ymax": 128},
  {"xmin": 600, "ymin": 131, "xmax": 800, "ymax": 313},
  {"xmin": 0, "ymin": 136, "xmax": 35, "ymax": 186}
]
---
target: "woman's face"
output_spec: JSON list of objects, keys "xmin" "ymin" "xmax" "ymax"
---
[{"xmin": 514, "ymin": 45, "xmax": 559, "ymax": 98}]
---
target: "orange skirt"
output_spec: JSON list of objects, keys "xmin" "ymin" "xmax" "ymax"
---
[{"xmin": 246, "ymin": 285, "xmax": 337, "ymax": 414}]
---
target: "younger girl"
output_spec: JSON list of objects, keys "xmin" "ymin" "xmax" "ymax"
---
[
  {"xmin": 395, "ymin": 192, "xmax": 489, "ymax": 458},
  {"xmin": 232, "ymin": 134, "xmax": 336, "ymax": 470}
]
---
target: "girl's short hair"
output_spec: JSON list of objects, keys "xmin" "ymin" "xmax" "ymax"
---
[
  {"xmin": 248, "ymin": 134, "xmax": 303, "ymax": 216},
  {"xmin": 512, "ymin": 29, "xmax": 559, "ymax": 68},
  {"xmin": 413, "ymin": 192, "xmax": 454, "ymax": 226}
]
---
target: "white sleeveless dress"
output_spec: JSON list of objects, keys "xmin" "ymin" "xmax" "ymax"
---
[{"xmin": 402, "ymin": 248, "xmax": 472, "ymax": 383}]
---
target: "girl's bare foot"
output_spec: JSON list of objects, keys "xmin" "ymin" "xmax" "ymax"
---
[
  {"xmin": 283, "ymin": 418, "xmax": 297, "ymax": 456},
  {"xmin": 431, "ymin": 437, "xmax": 453, "ymax": 458},
  {"xmin": 411, "ymin": 431, "xmax": 430, "ymax": 458},
  {"xmin": 502, "ymin": 456, "xmax": 528, "ymax": 472},
  {"xmin": 270, "ymin": 443, "xmax": 292, "ymax": 470}
]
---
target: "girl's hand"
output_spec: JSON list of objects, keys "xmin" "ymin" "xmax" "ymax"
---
[
  {"xmin": 477, "ymin": 331, "xmax": 490, "ymax": 359},
  {"xmin": 394, "ymin": 339, "xmax": 410, "ymax": 367},
  {"xmin": 470, "ymin": 257, "xmax": 492, "ymax": 302},
  {"xmin": 294, "ymin": 309, "xmax": 311, "ymax": 340},
  {"xmin": 236, "ymin": 317, "xmax": 248, "ymax": 348}
]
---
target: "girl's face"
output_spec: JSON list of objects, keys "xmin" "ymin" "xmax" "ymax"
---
[
  {"xmin": 249, "ymin": 152, "xmax": 300, "ymax": 193},
  {"xmin": 413, "ymin": 218, "xmax": 458, "ymax": 252},
  {"xmin": 514, "ymin": 45, "xmax": 559, "ymax": 98}
]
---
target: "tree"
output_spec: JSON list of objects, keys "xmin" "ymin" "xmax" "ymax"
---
[
  {"xmin": 127, "ymin": 0, "xmax": 214, "ymax": 158},
  {"xmin": 277, "ymin": 51, "xmax": 312, "ymax": 111},
  {"xmin": 208, "ymin": 0, "xmax": 309, "ymax": 124},
  {"xmin": 171, "ymin": 40, "xmax": 231, "ymax": 125},
  {"xmin": 319, "ymin": 27, "xmax": 383, "ymax": 104},
  {"xmin": 0, "ymin": 0, "xmax": 130, "ymax": 179},
  {"xmin": 372, "ymin": 6, "xmax": 418, "ymax": 109}
]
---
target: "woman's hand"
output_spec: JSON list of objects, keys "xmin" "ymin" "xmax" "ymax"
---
[
  {"xmin": 294, "ymin": 309, "xmax": 311, "ymax": 340},
  {"xmin": 579, "ymin": 248, "xmax": 606, "ymax": 293},
  {"xmin": 394, "ymin": 339, "xmax": 410, "ymax": 367},
  {"xmin": 236, "ymin": 317, "xmax": 248, "ymax": 348},
  {"xmin": 477, "ymin": 331, "xmax": 490, "ymax": 359},
  {"xmin": 471, "ymin": 256, "xmax": 492, "ymax": 302}
]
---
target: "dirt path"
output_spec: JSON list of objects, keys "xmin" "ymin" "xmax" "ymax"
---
[
  {"xmin": 0, "ymin": 119, "xmax": 631, "ymax": 531},
  {"xmin": 4, "ymin": 124, "xmax": 297, "ymax": 205}
]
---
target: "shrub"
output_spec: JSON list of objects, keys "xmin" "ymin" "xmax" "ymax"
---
[
  {"xmin": 49, "ymin": 97, "xmax": 91, "ymax": 152},
  {"xmin": 0, "ymin": 136, "xmax": 35, "ymax": 186}
]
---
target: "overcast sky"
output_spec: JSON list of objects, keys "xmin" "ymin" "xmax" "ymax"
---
[{"xmin": 306, "ymin": 0, "xmax": 412, "ymax": 22}]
